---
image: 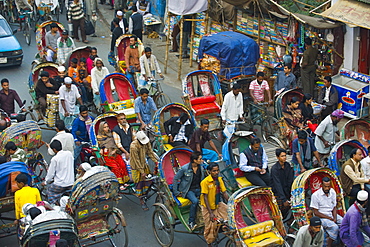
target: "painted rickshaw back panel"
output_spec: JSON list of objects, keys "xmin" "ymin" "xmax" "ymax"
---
[
  {"xmin": 99, "ymin": 73, "xmax": 137, "ymax": 122},
  {"xmin": 35, "ymin": 21, "xmax": 64, "ymax": 61},
  {"xmin": 227, "ymin": 186, "xmax": 286, "ymax": 246},
  {"xmin": 291, "ymin": 168, "xmax": 345, "ymax": 228}
]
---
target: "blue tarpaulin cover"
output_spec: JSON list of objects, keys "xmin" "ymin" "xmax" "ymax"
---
[
  {"xmin": 0, "ymin": 161, "xmax": 31, "ymax": 197},
  {"xmin": 198, "ymin": 31, "xmax": 259, "ymax": 80}
]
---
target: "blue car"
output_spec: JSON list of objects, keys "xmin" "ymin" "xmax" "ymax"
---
[{"xmin": 0, "ymin": 15, "xmax": 23, "ymax": 66}]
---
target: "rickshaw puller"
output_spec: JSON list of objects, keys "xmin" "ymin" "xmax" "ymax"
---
[
  {"xmin": 134, "ymin": 88, "xmax": 157, "ymax": 130},
  {"xmin": 293, "ymin": 216, "xmax": 324, "ymax": 247}
]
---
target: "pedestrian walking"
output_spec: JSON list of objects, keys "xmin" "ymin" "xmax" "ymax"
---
[
  {"xmin": 68, "ymin": 0, "xmax": 88, "ymax": 43},
  {"xmin": 129, "ymin": 6, "xmax": 143, "ymax": 42}
]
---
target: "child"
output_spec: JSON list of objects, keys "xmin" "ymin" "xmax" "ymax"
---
[
  {"xmin": 78, "ymin": 57, "xmax": 92, "ymax": 103},
  {"xmin": 67, "ymin": 57, "xmax": 79, "ymax": 83},
  {"xmin": 5, "ymin": 141, "xmax": 27, "ymax": 163},
  {"xmin": 14, "ymin": 173, "xmax": 41, "ymax": 221}
]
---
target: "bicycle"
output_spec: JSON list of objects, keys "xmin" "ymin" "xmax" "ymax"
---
[
  {"xmin": 18, "ymin": 10, "xmax": 33, "ymax": 45},
  {"xmin": 147, "ymin": 77, "xmax": 171, "ymax": 109},
  {"xmin": 247, "ymin": 101, "xmax": 284, "ymax": 148}
]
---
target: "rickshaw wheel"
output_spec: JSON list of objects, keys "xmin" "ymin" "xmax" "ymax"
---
[
  {"xmin": 25, "ymin": 111, "xmax": 37, "ymax": 121},
  {"xmin": 154, "ymin": 93, "xmax": 171, "ymax": 109},
  {"xmin": 225, "ymin": 239, "xmax": 236, "ymax": 247},
  {"xmin": 284, "ymin": 236, "xmax": 295, "ymax": 246},
  {"xmin": 31, "ymin": 159, "xmax": 48, "ymax": 180},
  {"xmin": 261, "ymin": 117, "xmax": 283, "ymax": 147},
  {"xmin": 107, "ymin": 211, "xmax": 128, "ymax": 247},
  {"xmin": 152, "ymin": 207, "xmax": 174, "ymax": 247}
]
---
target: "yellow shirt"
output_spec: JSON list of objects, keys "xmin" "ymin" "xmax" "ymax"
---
[
  {"xmin": 14, "ymin": 186, "xmax": 41, "ymax": 219},
  {"xmin": 200, "ymin": 175, "xmax": 226, "ymax": 210}
]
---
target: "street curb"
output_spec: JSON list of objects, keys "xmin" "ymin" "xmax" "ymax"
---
[{"xmin": 97, "ymin": 8, "xmax": 111, "ymax": 32}]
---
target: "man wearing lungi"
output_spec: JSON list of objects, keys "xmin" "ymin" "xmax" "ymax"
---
[
  {"xmin": 43, "ymin": 140, "xmax": 74, "ymax": 205},
  {"xmin": 130, "ymin": 131, "xmax": 158, "ymax": 210}
]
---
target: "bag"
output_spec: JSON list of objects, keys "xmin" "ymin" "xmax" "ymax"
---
[{"xmin": 85, "ymin": 19, "xmax": 95, "ymax": 35}]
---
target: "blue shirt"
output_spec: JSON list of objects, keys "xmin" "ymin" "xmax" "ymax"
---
[
  {"xmin": 274, "ymin": 71, "xmax": 296, "ymax": 92},
  {"xmin": 71, "ymin": 116, "xmax": 95, "ymax": 142},
  {"xmin": 134, "ymin": 96, "xmax": 157, "ymax": 124},
  {"xmin": 291, "ymin": 137, "xmax": 316, "ymax": 164}
]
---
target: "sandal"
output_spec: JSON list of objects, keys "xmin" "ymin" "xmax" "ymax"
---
[
  {"xmin": 83, "ymin": 40, "xmax": 89, "ymax": 43},
  {"xmin": 141, "ymin": 203, "xmax": 149, "ymax": 211}
]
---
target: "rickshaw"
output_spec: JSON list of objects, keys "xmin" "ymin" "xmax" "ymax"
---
[
  {"xmin": 151, "ymin": 103, "xmax": 196, "ymax": 155},
  {"xmin": 182, "ymin": 70, "xmax": 223, "ymax": 137},
  {"xmin": 291, "ymin": 168, "xmax": 345, "ymax": 228},
  {"xmin": 34, "ymin": 0, "xmax": 59, "ymax": 22},
  {"xmin": 0, "ymin": 120, "xmax": 48, "ymax": 185},
  {"xmin": 99, "ymin": 73, "xmax": 138, "ymax": 121},
  {"xmin": 34, "ymin": 20, "xmax": 64, "ymax": 62},
  {"xmin": 28, "ymin": 61, "xmax": 60, "ymax": 129},
  {"xmin": 20, "ymin": 211, "xmax": 80, "ymax": 246},
  {"xmin": 274, "ymin": 89, "xmax": 304, "ymax": 120},
  {"xmin": 153, "ymin": 147, "xmax": 231, "ymax": 247},
  {"xmin": 0, "ymin": 161, "xmax": 32, "ymax": 238},
  {"xmin": 226, "ymin": 186, "xmax": 288, "ymax": 247},
  {"xmin": 65, "ymin": 46, "xmax": 91, "ymax": 70},
  {"xmin": 328, "ymin": 139, "xmax": 368, "ymax": 176},
  {"xmin": 65, "ymin": 166, "xmax": 128, "ymax": 246},
  {"xmin": 341, "ymin": 118, "xmax": 370, "ymax": 149}
]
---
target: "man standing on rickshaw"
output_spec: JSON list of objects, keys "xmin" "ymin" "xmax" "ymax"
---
[
  {"xmin": 200, "ymin": 163, "xmax": 229, "ymax": 247},
  {"xmin": 173, "ymin": 151, "xmax": 205, "ymax": 230},
  {"xmin": 239, "ymin": 137, "xmax": 271, "ymax": 186},
  {"xmin": 314, "ymin": 109, "xmax": 344, "ymax": 161},
  {"xmin": 220, "ymin": 83, "xmax": 244, "ymax": 124},
  {"xmin": 310, "ymin": 177, "xmax": 342, "ymax": 247},
  {"xmin": 271, "ymin": 148, "xmax": 294, "ymax": 218},
  {"xmin": 130, "ymin": 131, "xmax": 158, "ymax": 210},
  {"xmin": 292, "ymin": 130, "xmax": 322, "ymax": 177},
  {"xmin": 189, "ymin": 119, "xmax": 222, "ymax": 162}
]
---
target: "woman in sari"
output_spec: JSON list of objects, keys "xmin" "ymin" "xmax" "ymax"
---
[
  {"xmin": 97, "ymin": 121, "xmax": 130, "ymax": 185},
  {"xmin": 283, "ymin": 97, "xmax": 305, "ymax": 141}
]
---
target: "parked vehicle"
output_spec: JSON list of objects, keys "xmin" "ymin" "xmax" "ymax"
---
[{"xmin": 0, "ymin": 14, "xmax": 23, "ymax": 66}]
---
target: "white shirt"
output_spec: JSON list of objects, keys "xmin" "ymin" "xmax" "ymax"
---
[
  {"xmin": 173, "ymin": 119, "xmax": 191, "ymax": 142},
  {"xmin": 45, "ymin": 150, "xmax": 75, "ymax": 187},
  {"xmin": 91, "ymin": 66, "xmax": 110, "ymax": 94},
  {"xmin": 310, "ymin": 187, "xmax": 337, "ymax": 218},
  {"xmin": 239, "ymin": 146, "xmax": 268, "ymax": 172},
  {"xmin": 119, "ymin": 19, "xmax": 126, "ymax": 34},
  {"xmin": 59, "ymin": 85, "xmax": 81, "ymax": 115},
  {"xmin": 314, "ymin": 115, "xmax": 337, "ymax": 154},
  {"xmin": 139, "ymin": 54, "xmax": 161, "ymax": 78},
  {"xmin": 361, "ymin": 156, "xmax": 370, "ymax": 179},
  {"xmin": 48, "ymin": 131, "xmax": 75, "ymax": 156},
  {"xmin": 324, "ymin": 86, "xmax": 331, "ymax": 102},
  {"xmin": 221, "ymin": 91, "xmax": 243, "ymax": 121}
]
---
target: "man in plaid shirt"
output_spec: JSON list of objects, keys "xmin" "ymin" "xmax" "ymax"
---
[{"xmin": 57, "ymin": 30, "xmax": 76, "ymax": 66}]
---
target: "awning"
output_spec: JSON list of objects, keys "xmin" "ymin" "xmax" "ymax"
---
[
  {"xmin": 168, "ymin": 0, "xmax": 208, "ymax": 15},
  {"xmin": 294, "ymin": 13, "xmax": 342, "ymax": 29},
  {"xmin": 320, "ymin": 0, "xmax": 370, "ymax": 30}
]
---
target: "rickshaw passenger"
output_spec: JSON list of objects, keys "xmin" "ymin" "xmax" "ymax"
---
[
  {"xmin": 293, "ymin": 216, "xmax": 324, "ymax": 247},
  {"xmin": 138, "ymin": 47, "xmax": 164, "ymax": 89},
  {"xmin": 71, "ymin": 105, "xmax": 95, "ymax": 161},
  {"xmin": 292, "ymin": 131, "xmax": 322, "ymax": 177},
  {"xmin": 59, "ymin": 77, "xmax": 83, "ymax": 129},
  {"xmin": 35, "ymin": 71, "xmax": 59, "ymax": 116},
  {"xmin": 271, "ymin": 148, "xmax": 294, "ymax": 218},
  {"xmin": 48, "ymin": 120, "xmax": 75, "ymax": 156},
  {"xmin": 274, "ymin": 64, "xmax": 296, "ymax": 95},
  {"xmin": 68, "ymin": 58, "xmax": 88, "ymax": 104},
  {"xmin": 5, "ymin": 141, "xmax": 27, "ymax": 163},
  {"xmin": 43, "ymin": 140, "xmax": 75, "ymax": 205},
  {"xmin": 340, "ymin": 148, "xmax": 370, "ymax": 214},
  {"xmin": 220, "ymin": 83, "xmax": 244, "ymax": 124},
  {"xmin": 173, "ymin": 151, "xmax": 205, "ymax": 230},
  {"xmin": 239, "ymin": 137, "xmax": 271, "ymax": 186},
  {"xmin": 54, "ymin": 66, "xmax": 67, "ymax": 87},
  {"xmin": 56, "ymin": 30, "xmax": 76, "ymax": 66},
  {"xmin": 314, "ymin": 109, "xmax": 344, "ymax": 161},
  {"xmin": 14, "ymin": 173, "xmax": 41, "ymax": 221},
  {"xmin": 130, "ymin": 131, "xmax": 158, "ymax": 210},
  {"xmin": 164, "ymin": 112, "xmax": 194, "ymax": 147},
  {"xmin": 317, "ymin": 76, "xmax": 338, "ymax": 120},
  {"xmin": 189, "ymin": 119, "xmax": 222, "ymax": 162},
  {"xmin": 299, "ymin": 93, "xmax": 314, "ymax": 123},
  {"xmin": 91, "ymin": 58, "xmax": 110, "ymax": 110},
  {"xmin": 283, "ymin": 97, "xmax": 305, "ymax": 138},
  {"xmin": 200, "ymin": 163, "xmax": 229, "ymax": 247},
  {"xmin": 45, "ymin": 23, "xmax": 60, "ymax": 62},
  {"xmin": 113, "ymin": 113, "xmax": 134, "ymax": 159},
  {"xmin": 125, "ymin": 36, "xmax": 141, "ymax": 74},
  {"xmin": 360, "ymin": 146, "xmax": 370, "ymax": 180},
  {"xmin": 340, "ymin": 190, "xmax": 370, "ymax": 247},
  {"xmin": 310, "ymin": 177, "xmax": 342, "ymax": 247},
  {"xmin": 134, "ymin": 88, "xmax": 157, "ymax": 130},
  {"xmin": 97, "ymin": 121, "xmax": 129, "ymax": 184},
  {"xmin": 86, "ymin": 47, "xmax": 98, "ymax": 75}
]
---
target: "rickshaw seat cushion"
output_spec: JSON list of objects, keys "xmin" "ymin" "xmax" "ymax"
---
[
  {"xmin": 238, "ymin": 220, "xmax": 275, "ymax": 239},
  {"xmin": 190, "ymin": 95, "xmax": 216, "ymax": 105},
  {"xmin": 235, "ymin": 177, "xmax": 253, "ymax": 188},
  {"xmin": 176, "ymin": 196, "xmax": 192, "ymax": 207},
  {"xmin": 242, "ymin": 231, "xmax": 283, "ymax": 246},
  {"xmin": 190, "ymin": 96, "xmax": 220, "ymax": 116}
]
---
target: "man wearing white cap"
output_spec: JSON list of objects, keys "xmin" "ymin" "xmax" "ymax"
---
[
  {"xmin": 59, "ymin": 77, "xmax": 83, "ymax": 128},
  {"xmin": 54, "ymin": 66, "xmax": 67, "ymax": 88},
  {"xmin": 340, "ymin": 190, "xmax": 370, "ymax": 247},
  {"xmin": 130, "ymin": 131, "xmax": 158, "ymax": 210},
  {"xmin": 111, "ymin": 11, "xmax": 128, "ymax": 34}
]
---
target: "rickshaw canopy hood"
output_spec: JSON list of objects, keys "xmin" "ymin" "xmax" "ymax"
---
[{"xmin": 198, "ymin": 31, "xmax": 259, "ymax": 80}]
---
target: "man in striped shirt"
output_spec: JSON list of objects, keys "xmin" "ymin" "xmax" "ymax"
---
[{"xmin": 68, "ymin": 0, "xmax": 88, "ymax": 43}]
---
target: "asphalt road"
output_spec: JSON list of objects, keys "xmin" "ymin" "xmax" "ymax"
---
[{"xmin": 0, "ymin": 13, "xmax": 208, "ymax": 247}]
